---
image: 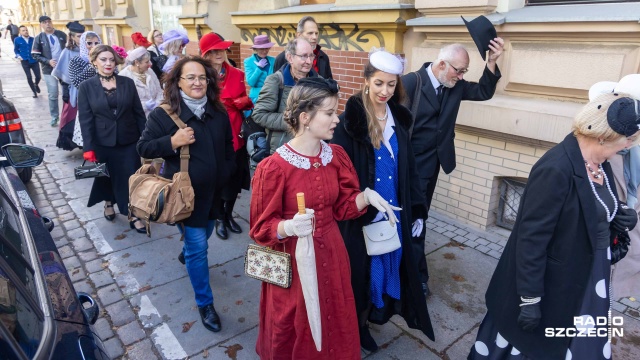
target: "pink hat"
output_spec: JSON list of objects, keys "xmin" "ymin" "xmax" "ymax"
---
[{"xmin": 251, "ymin": 35, "xmax": 275, "ymax": 49}]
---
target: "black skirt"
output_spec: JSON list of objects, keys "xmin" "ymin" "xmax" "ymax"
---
[{"xmin": 88, "ymin": 142, "xmax": 141, "ymax": 215}]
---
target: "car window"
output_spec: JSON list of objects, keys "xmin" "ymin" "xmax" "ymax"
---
[
  {"xmin": 1, "ymin": 268, "xmax": 43, "ymax": 358},
  {"xmin": 0, "ymin": 188, "xmax": 36, "ymax": 298}
]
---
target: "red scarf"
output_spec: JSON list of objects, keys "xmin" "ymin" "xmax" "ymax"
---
[{"xmin": 313, "ymin": 45, "xmax": 321, "ymax": 74}]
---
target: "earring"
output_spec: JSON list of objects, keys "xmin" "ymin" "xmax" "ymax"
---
[
  {"xmin": 365, "ymin": 86, "xmax": 369, "ymax": 95},
  {"xmin": 599, "ymin": 140, "xmax": 605, "ymax": 145}
]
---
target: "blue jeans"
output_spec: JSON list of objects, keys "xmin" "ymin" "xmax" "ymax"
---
[
  {"xmin": 43, "ymin": 74, "xmax": 59, "ymax": 121},
  {"xmin": 178, "ymin": 221, "xmax": 215, "ymax": 307}
]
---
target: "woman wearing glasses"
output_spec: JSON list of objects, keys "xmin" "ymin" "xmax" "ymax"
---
[
  {"xmin": 147, "ymin": 29, "xmax": 164, "ymax": 80},
  {"xmin": 200, "ymin": 33, "xmax": 253, "ymax": 239},
  {"xmin": 119, "ymin": 47, "xmax": 163, "ymax": 118},
  {"xmin": 138, "ymin": 57, "xmax": 236, "ymax": 333},
  {"xmin": 69, "ymin": 31, "xmax": 102, "ymax": 149},
  {"xmin": 77, "ymin": 45, "xmax": 147, "ymax": 231}
]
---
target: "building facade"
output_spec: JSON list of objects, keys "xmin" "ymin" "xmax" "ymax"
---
[{"xmin": 19, "ymin": 0, "xmax": 640, "ymax": 230}]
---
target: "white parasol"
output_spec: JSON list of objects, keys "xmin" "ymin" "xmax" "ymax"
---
[{"xmin": 295, "ymin": 193, "xmax": 322, "ymax": 351}]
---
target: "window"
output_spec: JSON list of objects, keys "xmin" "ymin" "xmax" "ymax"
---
[
  {"xmin": 527, "ymin": 0, "xmax": 635, "ymax": 5},
  {"xmin": 150, "ymin": 0, "xmax": 185, "ymax": 34},
  {"xmin": 0, "ymin": 188, "xmax": 43, "ymax": 358},
  {"xmin": 496, "ymin": 178, "xmax": 527, "ymax": 230}
]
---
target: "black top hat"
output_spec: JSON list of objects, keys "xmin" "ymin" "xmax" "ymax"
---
[
  {"xmin": 608, "ymin": 96, "xmax": 640, "ymax": 137},
  {"xmin": 462, "ymin": 15, "xmax": 497, "ymax": 61},
  {"xmin": 66, "ymin": 21, "xmax": 85, "ymax": 33}
]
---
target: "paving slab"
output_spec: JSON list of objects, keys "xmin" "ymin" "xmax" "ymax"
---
[
  {"xmin": 391, "ymin": 244, "xmax": 496, "ymax": 353},
  {"xmin": 189, "ymin": 326, "xmax": 260, "ymax": 360},
  {"xmin": 365, "ymin": 333, "xmax": 441, "ymax": 359},
  {"xmin": 132, "ymin": 258, "xmax": 261, "ymax": 357},
  {"xmin": 612, "ymin": 310, "xmax": 640, "ymax": 360}
]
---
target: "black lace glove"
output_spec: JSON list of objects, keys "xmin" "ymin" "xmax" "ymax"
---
[
  {"xmin": 517, "ymin": 297, "xmax": 541, "ymax": 332},
  {"xmin": 611, "ymin": 203, "xmax": 638, "ymax": 233}
]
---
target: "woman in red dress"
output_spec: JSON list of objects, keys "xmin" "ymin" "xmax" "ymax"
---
[
  {"xmin": 250, "ymin": 77, "xmax": 400, "ymax": 359},
  {"xmin": 200, "ymin": 33, "xmax": 253, "ymax": 239}
]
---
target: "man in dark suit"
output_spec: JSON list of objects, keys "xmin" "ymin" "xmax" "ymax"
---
[
  {"xmin": 273, "ymin": 16, "xmax": 332, "ymax": 79},
  {"xmin": 31, "ymin": 15, "xmax": 67, "ymax": 126},
  {"xmin": 401, "ymin": 38, "xmax": 504, "ymax": 296}
]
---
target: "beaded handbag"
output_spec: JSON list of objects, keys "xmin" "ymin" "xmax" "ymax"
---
[{"xmin": 244, "ymin": 244, "xmax": 292, "ymax": 288}]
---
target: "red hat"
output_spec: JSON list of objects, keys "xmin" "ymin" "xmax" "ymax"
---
[
  {"xmin": 131, "ymin": 32, "xmax": 152, "ymax": 47},
  {"xmin": 199, "ymin": 32, "xmax": 233, "ymax": 56}
]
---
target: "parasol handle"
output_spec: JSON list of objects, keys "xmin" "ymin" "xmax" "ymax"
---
[{"xmin": 297, "ymin": 193, "xmax": 306, "ymax": 214}]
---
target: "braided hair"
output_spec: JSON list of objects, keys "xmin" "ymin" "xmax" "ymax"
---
[{"xmin": 283, "ymin": 78, "xmax": 340, "ymax": 135}]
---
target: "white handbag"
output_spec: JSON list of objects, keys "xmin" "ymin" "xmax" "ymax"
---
[{"xmin": 362, "ymin": 221, "xmax": 401, "ymax": 256}]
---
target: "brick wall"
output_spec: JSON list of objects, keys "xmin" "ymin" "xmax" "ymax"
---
[
  {"xmin": 239, "ymin": 45, "xmax": 369, "ymax": 112},
  {"xmin": 433, "ymin": 130, "xmax": 552, "ymax": 229}
]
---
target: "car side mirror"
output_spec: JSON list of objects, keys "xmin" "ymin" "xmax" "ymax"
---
[{"xmin": 1, "ymin": 144, "xmax": 44, "ymax": 168}]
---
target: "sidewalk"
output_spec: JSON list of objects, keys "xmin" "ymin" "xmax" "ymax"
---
[{"xmin": 1, "ymin": 38, "xmax": 638, "ymax": 359}]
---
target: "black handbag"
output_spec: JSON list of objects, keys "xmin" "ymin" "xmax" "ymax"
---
[
  {"xmin": 74, "ymin": 161, "xmax": 109, "ymax": 180},
  {"xmin": 610, "ymin": 230, "xmax": 631, "ymax": 265}
]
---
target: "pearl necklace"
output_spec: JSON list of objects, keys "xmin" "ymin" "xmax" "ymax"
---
[
  {"xmin": 587, "ymin": 164, "xmax": 618, "ymax": 222},
  {"xmin": 375, "ymin": 107, "xmax": 388, "ymax": 122},
  {"xmin": 584, "ymin": 160, "xmax": 602, "ymax": 179}
]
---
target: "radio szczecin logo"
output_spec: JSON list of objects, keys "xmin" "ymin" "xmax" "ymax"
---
[{"xmin": 545, "ymin": 315, "xmax": 624, "ymax": 338}]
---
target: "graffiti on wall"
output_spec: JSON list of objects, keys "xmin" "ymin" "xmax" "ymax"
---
[{"xmin": 240, "ymin": 23, "xmax": 385, "ymax": 51}]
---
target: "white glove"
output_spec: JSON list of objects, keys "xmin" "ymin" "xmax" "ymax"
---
[
  {"xmin": 363, "ymin": 188, "xmax": 401, "ymax": 225},
  {"xmin": 144, "ymin": 99, "xmax": 157, "ymax": 111},
  {"xmin": 283, "ymin": 209, "xmax": 315, "ymax": 237},
  {"xmin": 412, "ymin": 219, "xmax": 424, "ymax": 237}
]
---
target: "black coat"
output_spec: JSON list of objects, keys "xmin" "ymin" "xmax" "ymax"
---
[
  {"xmin": 484, "ymin": 133, "xmax": 618, "ymax": 359},
  {"xmin": 332, "ymin": 94, "xmax": 434, "ymax": 341},
  {"xmin": 78, "ymin": 75, "xmax": 147, "ymax": 152},
  {"xmin": 401, "ymin": 63, "xmax": 501, "ymax": 186},
  {"xmin": 273, "ymin": 47, "xmax": 333, "ymax": 79},
  {"xmin": 137, "ymin": 101, "xmax": 236, "ymax": 228}
]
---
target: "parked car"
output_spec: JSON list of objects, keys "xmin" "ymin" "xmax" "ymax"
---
[
  {"xmin": 0, "ymin": 144, "xmax": 109, "ymax": 359},
  {"xmin": 0, "ymin": 78, "xmax": 32, "ymax": 183}
]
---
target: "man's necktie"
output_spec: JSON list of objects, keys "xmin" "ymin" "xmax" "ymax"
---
[
  {"xmin": 436, "ymin": 85, "xmax": 444, "ymax": 104},
  {"xmin": 50, "ymin": 35, "xmax": 55, "ymax": 45}
]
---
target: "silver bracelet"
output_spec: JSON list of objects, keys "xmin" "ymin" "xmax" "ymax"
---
[{"xmin": 519, "ymin": 296, "xmax": 541, "ymax": 307}]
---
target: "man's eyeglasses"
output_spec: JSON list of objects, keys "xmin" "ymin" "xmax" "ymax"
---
[
  {"xmin": 180, "ymin": 76, "xmax": 210, "ymax": 84},
  {"xmin": 294, "ymin": 54, "xmax": 315, "ymax": 61},
  {"xmin": 86, "ymin": 42, "xmax": 100, "ymax": 46},
  {"xmin": 446, "ymin": 61, "xmax": 468, "ymax": 75}
]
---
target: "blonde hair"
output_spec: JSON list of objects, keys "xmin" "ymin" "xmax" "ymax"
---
[
  {"xmin": 163, "ymin": 39, "xmax": 183, "ymax": 56},
  {"xmin": 148, "ymin": 29, "xmax": 160, "ymax": 44},
  {"xmin": 572, "ymin": 93, "xmax": 630, "ymax": 143}
]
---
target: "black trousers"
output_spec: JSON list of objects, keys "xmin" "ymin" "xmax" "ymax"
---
[
  {"xmin": 415, "ymin": 159, "xmax": 440, "ymax": 283},
  {"xmin": 20, "ymin": 60, "xmax": 41, "ymax": 93}
]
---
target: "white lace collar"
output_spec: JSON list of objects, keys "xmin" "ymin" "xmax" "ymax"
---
[{"xmin": 277, "ymin": 141, "xmax": 333, "ymax": 170}]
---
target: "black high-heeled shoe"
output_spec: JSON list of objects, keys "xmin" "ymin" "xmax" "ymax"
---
[
  {"xmin": 104, "ymin": 204, "xmax": 116, "ymax": 221},
  {"xmin": 129, "ymin": 218, "xmax": 147, "ymax": 234}
]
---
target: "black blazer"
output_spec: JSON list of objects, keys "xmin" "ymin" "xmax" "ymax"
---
[
  {"xmin": 137, "ymin": 101, "xmax": 236, "ymax": 228},
  {"xmin": 78, "ymin": 75, "xmax": 146, "ymax": 152},
  {"xmin": 484, "ymin": 133, "xmax": 618, "ymax": 359},
  {"xmin": 273, "ymin": 47, "xmax": 333, "ymax": 79},
  {"xmin": 401, "ymin": 62, "xmax": 500, "ymax": 185}
]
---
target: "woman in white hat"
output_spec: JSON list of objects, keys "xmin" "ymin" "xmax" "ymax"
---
[
  {"xmin": 332, "ymin": 49, "xmax": 434, "ymax": 352},
  {"xmin": 468, "ymin": 92, "xmax": 640, "ymax": 360},
  {"xmin": 118, "ymin": 47, "xmax": 163, "ymax": 118}
]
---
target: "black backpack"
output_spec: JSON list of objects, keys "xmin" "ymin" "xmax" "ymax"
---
[{"xmin": 242, "ymin": 72, "xmax": 284, "ymax": 167}]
